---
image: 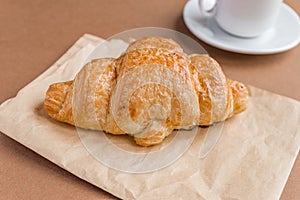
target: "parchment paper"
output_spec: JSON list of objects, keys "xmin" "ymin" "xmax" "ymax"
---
[{"xmin": 0, "ymin": 34, "xmax": 299, "ymax": 200}]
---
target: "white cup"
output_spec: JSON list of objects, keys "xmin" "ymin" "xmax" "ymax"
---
[{"xmin": 198, "ymin": 0, "xmax": 283, "ymax": 37}]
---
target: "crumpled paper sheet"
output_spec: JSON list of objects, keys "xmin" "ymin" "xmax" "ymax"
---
[{"xmin": 0, "ymin": 34, "xmax": 299, "ymax": 200}]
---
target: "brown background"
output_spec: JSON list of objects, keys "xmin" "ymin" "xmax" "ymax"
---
[{"xmin": 0, "ymin": 0, "xmax": 299, "ymax": 199}]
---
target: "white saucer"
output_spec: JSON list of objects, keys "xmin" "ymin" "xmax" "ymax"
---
[{"xmin": 183, "ymin": 0, "xmax": 300, "ymax": 54}]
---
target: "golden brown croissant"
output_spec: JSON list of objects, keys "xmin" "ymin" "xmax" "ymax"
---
[{"xmin": 44, "ymin": 37, "xmax": 248, "ymax": 146}]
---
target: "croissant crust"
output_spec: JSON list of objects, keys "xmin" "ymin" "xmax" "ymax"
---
[{"xmin": 44, "ymin": 37, "xmax": 248, "ymax": 146}]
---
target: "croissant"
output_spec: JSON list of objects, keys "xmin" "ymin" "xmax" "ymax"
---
[{"xmin": 44, "ymin": 37, "xmax": 248, "ymax": 146}]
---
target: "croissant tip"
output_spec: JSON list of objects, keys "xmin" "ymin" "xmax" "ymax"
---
[
  {"xmin": 44, "ymin": 81, "xmax": 72, "ymax": 117},
  {"xmin": 230, "ymin": 81, "xmax": 249, "ymax": 115}
]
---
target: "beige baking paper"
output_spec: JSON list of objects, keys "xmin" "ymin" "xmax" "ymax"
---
[{"xmin": 0, "ymin": 34, "xmax": 299, "ymax": 200}]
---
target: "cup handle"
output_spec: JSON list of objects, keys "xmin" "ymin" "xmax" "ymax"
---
[{"xmin": 198, "ymin": 0, "xmax": 217, "ymax": 17}]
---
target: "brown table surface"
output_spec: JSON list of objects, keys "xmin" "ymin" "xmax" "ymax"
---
[{"xmin": 0, "ymin": 0, "xmax": 299, "ymax": 199}]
